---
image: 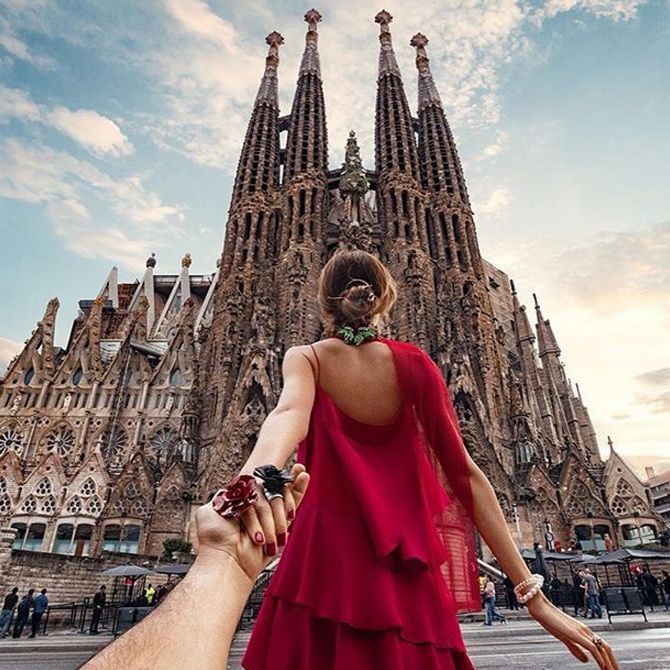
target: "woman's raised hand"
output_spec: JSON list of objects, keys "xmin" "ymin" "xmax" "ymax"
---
[
  {"xmin": 527, "ymin": 595, "xmax": 619, "ymax": 670},
  {"xmin": 194, "ymin": 463, "xmax": 310, "ymax": 582}
]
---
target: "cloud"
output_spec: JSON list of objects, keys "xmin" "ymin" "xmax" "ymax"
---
[
  {"xmin": 0, "ymin": 85, "xmax": 133, "ymax": 157},
  {"xmin": 476, "ymin": 186, "xmax": 513, "ymax": 215},
  {"xmin": 0, "ymin": 14, "xmax": 54, "ymax": 69},
  {"xmin": 0, "ymin": 336, "xmax": 22, "ymax": 375},
  {"xmin": 635, "ymin": 367, "xmax": 670, "ymax": 386},
  {"xmin": 0, "ymin": 137, "xmax": 183, "ymax": 268},
  {"xmin": 45, "ymin": 107, "xmax": 133, "ymax": 157},
  {"xmin": 548, "ymin": 221, "xmax": 670, "ymax": 313},
  {"xmin": 536, "ymin": 0, "xmax": 645, "ymax": 22},
  {"xmin": 163, "ymin": 0, "xmax": 239, "ymax": 46}
]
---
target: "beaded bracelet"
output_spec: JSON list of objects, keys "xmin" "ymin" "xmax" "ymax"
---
[{"xmin": 513, "ymin": 574, "xmax": 545, "ymax": 604}]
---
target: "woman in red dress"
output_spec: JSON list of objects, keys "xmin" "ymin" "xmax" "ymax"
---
[
  {"xmin": 82, "ymin": 249, "xmax": 618, "ymax": 670},
  {"xmin": 237, "ymin": 249, "xmax": 617, "ymax": 670}
]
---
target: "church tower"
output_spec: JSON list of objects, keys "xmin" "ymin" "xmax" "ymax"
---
[{"xmin": 276, "ymin": 9, "xmax": 329, "ymax": 347}]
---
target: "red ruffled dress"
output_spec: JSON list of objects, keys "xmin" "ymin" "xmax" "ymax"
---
[{"xmin": 241, "ymin": 337, "xmax": 480, "ymax": 669}]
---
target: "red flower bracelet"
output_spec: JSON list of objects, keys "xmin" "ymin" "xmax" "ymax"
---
[{"xmin": 212, "ymin": 474, "xmax": 259, "ymax": 520}]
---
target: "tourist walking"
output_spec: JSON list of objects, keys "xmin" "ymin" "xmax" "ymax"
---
[
  {"xmin": 0, "ymin": 587, "xmax": 19, "ymax": 637},
  {"xmin": 144, "ymin": 584, "xmax": 156, "ymax": 606},
  {"xmin": 483, "ymin": 578, "xmax": 507, "ymax": 625},
  {"xmin": 81, "ymin": 250, "xmax": 618, "ymax": 670},
  {"xmin": 661, "ymin": 570, "xmax": 670, "ymax": 611},
  {"xmin": 11, "ymin": 589, "xmax": 33, "ymax": 638},
  {"xmin": 581, "ymin": 570, "xmax": 602, "ymax": 619},
  {"xmin": 90, "ymin": 585, "xmax": 106, "ymax": 634},
  {"xmin": 29, "ymin": 589, "xmax": 48, "ymax": 638}
]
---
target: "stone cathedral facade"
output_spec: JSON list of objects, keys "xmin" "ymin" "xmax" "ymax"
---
[{"xmin": 0, "ymin": 10, "xmax": 661, "ymax": 561}]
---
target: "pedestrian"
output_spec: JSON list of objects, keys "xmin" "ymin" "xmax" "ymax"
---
[
  {"xmin": 483, "ymin": 578, "xmax": 507, "ymax": 626},
  {"xmin": 661, "ymin": 570, "xmax": 670, "ymax": 611},
  {"xmin": 144, "ymin": 583, "xmax": 156, "ymax": 606},
  {"xmin": 477, "ymin": 572, "xmax": 487, "ymax": 607},
  {"xmin": 581, "ymin": 569, "xmax": 602, "ymax": 619},
  {"xmin": 90, "ymin": 585, "xmax": 106, "ymax": 635},
  {"xmin": 604, "ymin": 533, "xmax": 614, "ymax": 552},
  {"xmin": 12, "ymin": 589, "xmax": 34, "ymax": 638},
  {"xmin": 641, "ymin": 568, "xmax": 658, "ymax": 607},
  {"xmin": 504, "ymin": 574, "xmax": 519, "ymax": 610},
  {"xmin": 29, "ymin": 589, "xmax": 48, "ymax": 638},
  {"xmin": 0, "ymin": 587, "xmax": 19, "ymax": 637},
  {"xmin": 572, "ymin": 572, "xmax": 584, "ymax": 616}
]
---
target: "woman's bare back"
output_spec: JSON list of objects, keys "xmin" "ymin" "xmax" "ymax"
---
[{"xmin": 304, "ymin": 338, "xmax": 403, "ymax": 425}]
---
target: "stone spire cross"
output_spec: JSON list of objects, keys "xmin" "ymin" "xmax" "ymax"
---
[
  {"xmin": 255, "ymin": 31, "xmax": 285, "ymax": 106},
  {"xmin": 300, "ymin": 8, "xmax": 322, "ymax": 76},
  {"xmin": 410, "ymin": 32, "xmax": 442, "ymax": 109}
]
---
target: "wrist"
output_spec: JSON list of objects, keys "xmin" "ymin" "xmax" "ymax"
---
[{"xmin": 193, "ymin": 547, "xmax": 256, "ymax": 590}]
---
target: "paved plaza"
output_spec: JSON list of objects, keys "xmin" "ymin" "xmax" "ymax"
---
[{"xmin": 1, "ymin": 613, "xmax": 669, "ymax": 669}]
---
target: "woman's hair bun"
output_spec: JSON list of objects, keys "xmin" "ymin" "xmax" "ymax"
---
[{"xmin": 339, "ymin": 281, "xmax": 377, "ymax": 323}]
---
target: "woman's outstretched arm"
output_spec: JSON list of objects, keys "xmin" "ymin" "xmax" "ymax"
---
[{"xmin": 81, "ymin": 464, "xmax": 311, "ymax": 670}]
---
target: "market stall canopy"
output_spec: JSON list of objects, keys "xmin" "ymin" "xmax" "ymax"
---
[
  {"xmin": 102, "ymin": 564, "xmax": 155, "ymax": 577},
  {"xmin": 154, "ymin": 563, "xmax": 191, "ymax": 575},
  {"xmin": 592, "ymin": 548, "xmax": 670, "ymax": 564}
]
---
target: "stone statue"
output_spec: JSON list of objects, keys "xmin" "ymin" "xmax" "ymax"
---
[{"xmin": 339, "ymin": 131, "xmax": 368, "ymax": 224}]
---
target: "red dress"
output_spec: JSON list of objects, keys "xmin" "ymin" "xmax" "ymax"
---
[{"xmin": 241, "ymin": 336, "xmax": 480, "ymax": 669}]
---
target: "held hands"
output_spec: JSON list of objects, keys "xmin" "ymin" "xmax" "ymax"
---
[
  {"xmin": 526, "ymin": 594, "xmax": 619, "ymax": 670},
  {"xmin": 194, "ymin": 463, "xmax": 310, "ymax": 583}
]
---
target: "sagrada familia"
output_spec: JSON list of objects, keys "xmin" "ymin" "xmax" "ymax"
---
[{"xmin": 0, "ymin": 10, "xmax": 660, "ymax": 561}]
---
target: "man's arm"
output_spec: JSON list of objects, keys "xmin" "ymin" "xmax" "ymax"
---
[{"xmin": 80, "ymin": 549, "xmax": 252, "ymax": 670}]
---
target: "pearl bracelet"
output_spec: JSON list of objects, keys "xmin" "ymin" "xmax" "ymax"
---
[{"xmin": 513, "ymin": 574, "xmax": 545, "ymax": 604}]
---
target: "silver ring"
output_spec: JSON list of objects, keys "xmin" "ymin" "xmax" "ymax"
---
[
  {"xmin": 263, "ymin": 488, "xmax": 284, "ymax": 502},
  {"xmin": 591, "ymin": 633, "xmax": 604, "ymax": 648}
]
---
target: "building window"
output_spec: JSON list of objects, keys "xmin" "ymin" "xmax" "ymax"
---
[
  {"xmin": 45, "ymin": 426, "xmax": 76, "ymax": 457},
  {"xmin": 24, "ymin": 522, "xmax": 46, "ymax": 552},
  {"xmin": 0, "ymin": 426, "xmax": 23, "ymax": 456},
  {"xmin": 11, "ymin": 522, "xmax": 27, "ymax": 550},
  {"xmin": 24, "ymin": 367, "xmax": 34, "ymax": 385},
  {"xmin": 73, "ymin": 368, "xmax": 84, "ymax": 385},
  {"xmin": 102, "ymin": 523, "xmax": 141, "ymax": 554},
  {"xmin": 53, "ymin": 523, "xmax": 75, "ymax": 554}
]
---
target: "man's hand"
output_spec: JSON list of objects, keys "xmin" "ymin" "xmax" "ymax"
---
[{"xmin": 194, "ymin": 463, "xmax": 310, "ymax": 583}]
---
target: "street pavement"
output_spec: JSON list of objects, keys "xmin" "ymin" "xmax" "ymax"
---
[{"xmin": 1, "ymin": 612, "xmax": 669, "ymax": 669}]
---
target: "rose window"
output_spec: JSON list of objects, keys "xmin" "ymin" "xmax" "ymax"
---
[
  {"xmin": 0, "ymin": 427, "xmax": 24, "ymax": 456},
  {"xmin": 129, "ymin": 498, "xmax": 148, "ymax": 517},
  {"xmin": 99, "ymin": 428, "xmax": 128, "ymax": 460},
  {"xmin": 151, "ymin": 426, "xmax": 179, "ymax": 458},
  {"xmin": 45, "ymin": 426, "xmax": 76, "ymax": 456},
  {"xmin": 124, "ymin": 480, "xmax": 141, "ymax": 499}
]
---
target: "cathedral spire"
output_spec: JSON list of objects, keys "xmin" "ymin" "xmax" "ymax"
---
[
  {"xmin": 374, "ymin": 11, "xmax": 419, "ymax": 181},
  {"xmin": 227, "ymin": 32, "xmax": 283, "ymax": 218},
  {"xmin": 284, "ymin": 9, "xmax": 327, "ymax": 180},
  {"xmin": 533, "ymin": 293, "xmax": 561, "ymax": 357},
  {"xmin": 299, "ymin": 8, "xmax": 322, "ymax": 77},
  {"xmin": 411, "ymin": 33, "xmax": 469, "ymax": 204},
  {"xmin": 255, "ymin": 31, "xmax": 284, "ymax": 107}
]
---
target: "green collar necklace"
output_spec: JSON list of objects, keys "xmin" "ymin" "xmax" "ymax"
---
[{"xmin": 334, "ymin": 324, "xmax": 378, "ymax": 346}]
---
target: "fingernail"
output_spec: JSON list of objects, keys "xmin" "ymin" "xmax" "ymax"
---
[
  {"xmin": 266, "ymin": 542, "xmax": 276, "ymax": 556},
  {"xmin": 277, "ymin": 532, "xmax": 286, "ymax": 546},
  {"xmin": 254, "ymin": 532, "xmax": 264, "ymax": 544},
  {"xmin": 287, "ymin": 509, "xmax": 295, "ymax": 520}
]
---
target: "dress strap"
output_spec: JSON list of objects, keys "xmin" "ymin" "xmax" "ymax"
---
[{"xmin": 308, "ymin": 343, "xmax": 320, "ymax": 384}]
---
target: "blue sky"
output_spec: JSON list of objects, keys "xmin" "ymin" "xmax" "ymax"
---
[{"xmin": 0, "ymin": 0, "xmax": 668, "ymax": 472}]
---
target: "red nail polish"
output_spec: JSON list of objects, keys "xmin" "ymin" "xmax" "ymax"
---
[
  {"xmin": 288, "ymin": 509, "xmax": 295, "ymax": 520},
  {"xmin": 266, "ymin": 542, "xmax": 276, "ymax": 556},
  {"xmin": 277, "ymin": 532, "xmax": 286, "ymax": 546},
  {"xmin": 254, "ymin": 532, "xmax": 264, "ymax": 544}
]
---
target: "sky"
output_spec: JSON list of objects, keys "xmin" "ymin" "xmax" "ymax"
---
[{"xmin": 0, "ymin": 0, "xmax": 668, "ymax": 475}]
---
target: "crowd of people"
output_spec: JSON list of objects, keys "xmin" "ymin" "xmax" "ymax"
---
[
  {"xmin": 0, "ymin": 587, "xmax": 49, "ymax": 639},
  {"xmin": 479, "ymin": 563, "xmax": 670, "ymax": 625}
]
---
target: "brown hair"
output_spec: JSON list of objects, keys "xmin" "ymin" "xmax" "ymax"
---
[{"xmin": 317, "ymin": 249, "xmax": 397, "ymax": 335}]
